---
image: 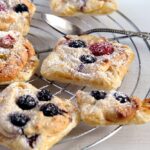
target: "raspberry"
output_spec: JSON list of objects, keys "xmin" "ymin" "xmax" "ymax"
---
[
  {"xmin": 89, "ymin": 42, "xmax": 114, "ymax": 56},
  {"xmin": 0, "ymin": 2, "xmax": 7, "ymax": 12},
  {"xmin": 0, "ymin": 34, "xmax": 15, "ymax": 48}
]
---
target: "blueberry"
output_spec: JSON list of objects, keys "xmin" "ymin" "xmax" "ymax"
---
[
  {"xmin": 68, "ymin": 40, "xmax": 86, "ymax": 48},
  {"xmin": 80, "ymin": 55, "xmax": 97, "ymax": 64},
  {"xmin": 40, "ymin": 103, "xmax": 64, "ymax": 117},
  {"xmin": 37, "ymin": 89, "xmax": 52, "ymax": 101},
  {"xmin": 114, "ymin": 92, "xmax": 130, "ymax": 103},
  {"xmin": 28, "ymin": 134, "xmax": 39, "ymax": 148},
  {"xmin": 16, "ymin": 95, "xmax": 36, "ymax": 110},
  {"xmin": 14, "ymin": 4, "xmax": 28, "ymax": 13},
  {"xmin": 91, "ymin": 90, "xmax": 107, "ymax": 100},
  {"xmin": 10, "ymin": 113, "xmax": 30, "ymax": 127}
]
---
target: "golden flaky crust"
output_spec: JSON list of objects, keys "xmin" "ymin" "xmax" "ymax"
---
[
  {"xmin": 76, "ymin": 90, "xmax": 150, "ymax": 126},
  {"xmin": 41, "ymin": 35, "xmax": 134, "ymax": 90},
  {"xmin": 0, "ymin": 0, "xmax": 36, "ymax": 35},
  {"xmin": 0, "ymin": 30, "xmax": 39, "ymax": 84},
  {"xmin": 50, "ymin": 0, "xmax": 117, "ymax": 16},
  {"xmin": 0, "ymin": 82, "xmax": 79, "ymax": 150}
]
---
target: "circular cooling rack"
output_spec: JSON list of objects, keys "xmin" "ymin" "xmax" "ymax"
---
[
  {"xmin": 29, "ymin": 0, "xmax": 150, "ymax": 150},
  {"xmin": 1, "ymin": 0, "xmax": 150, "ymax": 150}
]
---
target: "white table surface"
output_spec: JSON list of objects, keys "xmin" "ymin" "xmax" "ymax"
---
[{"xmin": 93, "ymin": 0, "xmax": 150, "ymax": 150}]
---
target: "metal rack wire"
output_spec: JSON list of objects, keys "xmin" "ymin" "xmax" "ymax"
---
[{"xmin": 14, "ymin": 0, "xmax": 150, "ymax": 149}]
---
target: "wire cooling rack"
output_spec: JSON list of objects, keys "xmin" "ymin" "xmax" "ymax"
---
[{"xmin": 1, "ymin": 0, "xmax": 149, "ymax": 150}]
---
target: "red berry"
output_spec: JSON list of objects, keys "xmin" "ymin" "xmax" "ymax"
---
[
  {"xmin": 0, "ymin": 35, "xmax": 15, "ymax": 48},
  {"xmin": 0, "ymin": 2, "xmax": 7, "ymax": 12},
  {"xmin": 89, "ymin": 42, "xmax": 114, "ymax": 56}
]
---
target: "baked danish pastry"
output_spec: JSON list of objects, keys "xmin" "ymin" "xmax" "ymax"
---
[
  {"xmin": 0, "ymin": 30, "xmax": 39, "ymax": 84},
  {"xmin": 76, "ymin": 90, "xmax": 150, "ymax": 126},
  {"xmin": 0, "ymin": 82, "xmax": 79, "ymax": 150},
  {"xmin": 0, "ymin": 0, "xmax": 36, "ymax": 35},
  {"xmin": 50, "ymin": 0, "xmax": 117, "ymax": 16},
  {"xmin": 41, "ymin": 35, "xmax": 134, "ymax": 90}
]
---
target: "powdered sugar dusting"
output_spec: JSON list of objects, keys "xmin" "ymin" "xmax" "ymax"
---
[
  {"xmin": 0, "ymin": 48, "xmax": 10, "ymax": 54},
  {"xmin": 0, "ymin": 30, "xmax": 19, "ymax": 39},
  {"xmin": 43, "ymin": 35, "xmax": 133, "ymax": 87},
  {"xmin": 70, "ymin": 0, "xmax": 86, "ymax": 8}
]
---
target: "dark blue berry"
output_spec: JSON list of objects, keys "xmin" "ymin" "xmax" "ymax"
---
[
  {"xmin": 91, "ymin": 90, "xmax": 107, "ymax": 100},
  {"xmin": 14, "ymin": 4, "xmax": 28, "ymax": 13},
  {"xmin": 40, "ymin": 103, "xmax": 64, "ymax": 117},
  {"xmin": 80, "ymin": 55, "xmax": 97, "ymax": 64},
  {"xmin": 17, "ymin": 95, "xmax": 36, "ymax": 110},
  {"xmin": 37, "ymin": 89, "xmax": 52, "ymax": 101},
  {"xmin": 28, "ymin": 134, "xmax": 39, "ymax": 148},
  {"xmin": 114, "ymin": 92, "xmax": 130, "ymax": 103},
  {"xmin": 10, "ymin": 113, "xmax": 30, "ymax": 127},
  {"xmin": 69, "ymin": 40, "xmax": 86, "ymax": 48}
]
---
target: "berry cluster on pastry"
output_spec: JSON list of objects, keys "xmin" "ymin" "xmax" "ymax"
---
[
  {"xmin": 41, "ymin": 34, "xmax": 134, "ymax": 90},
  {"xmin": 50, "ymin": 0, "xmax": 117, "ymax": 16},
  {"xmin": 0, "ymin": 0, "xmax": 36, "ymax": 35},
  {"xmin": 76, "ymin": 90, "xmax": 150, "ymax": 126},
  {"xmin": 0, "ymin": 82, "xmax": 79, "ymax": 150},
  {"xmin": 0, "ymin": 30, "xmax": 39, "ymax": 84}
]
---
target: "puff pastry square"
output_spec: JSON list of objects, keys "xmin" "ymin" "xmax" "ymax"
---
[
  {"xmin": 0, "ymin": 30, "xmax": 39, "ymax": 84},
  {"xmin": 0, "ymin": 82, "xmax": 79, "ymax": 150},
  {"xmin": 0, "ymin": 0, "xmax": 36, "ymax": 35},
  {"xmin": 41, "ymin": 35, "xmax": 134, "ymax": 90},
  {"xmin": 76, "ymin": 90, "xmax": 150, "ymax": 126},
  {"xmin": 50, "ymin": 0, "xmax": 117, "ymax": 16}
]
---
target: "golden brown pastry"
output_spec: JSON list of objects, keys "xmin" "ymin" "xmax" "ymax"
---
[
  {"xmin": 0, "ymin": 30, "xmax": 39, "ymax": 84},
  {"xmin": 41, "ymin": 35, "xmax": 134, "ymax": 90},
  {"xmin": 50, "ymin": 0, "xmax": 117, "ymax": 16},
  {"xmin": 0, "ymin": 0, "xmax": 36, "ymax": 35},
  {"xmin": 76, "ymin": 90, "xmax": 150, "ymax": 126},
  {"xmin": 0, "ymin": 82, "xmax": 79, "ymax": 150}
]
